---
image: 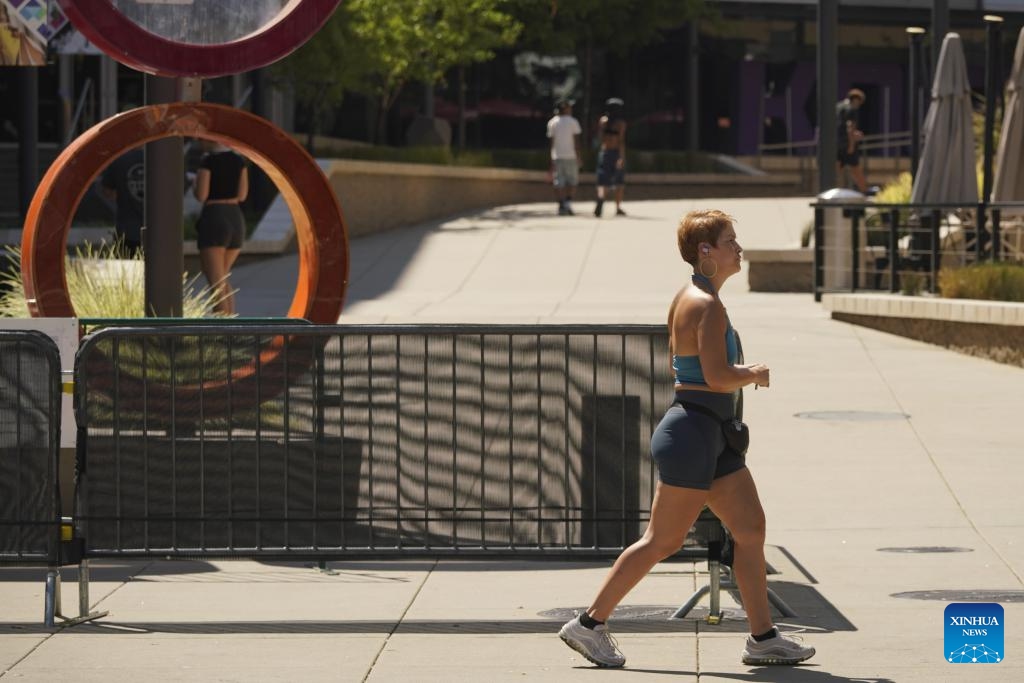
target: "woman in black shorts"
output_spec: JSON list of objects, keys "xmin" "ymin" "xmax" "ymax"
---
[
  {"xmin": 559, "ymin": 209, "xmax": 815, "ymax": 668},
  {"xmin": 194, "ymin": 140, "xmax": 248, "ymax": 314}
]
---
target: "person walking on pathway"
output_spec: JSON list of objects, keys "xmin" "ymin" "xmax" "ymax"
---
[
  {"xmin": 193, "ymin": 140, "xmax": 249, "ymax": 315},
  {"xmin": 594, "ymin": 97, "xmax": 627, "ymax": 217},
  {"xmin": 559, "ymin": 209, "xmax": 816, "ymax": 669},
  {"xmin": 546, "ymin": 99, "xmax": 583, "ymax": 215},
  {"xmin": 836, "ymin": 88, "xmax": 868, "ymax": 193}
]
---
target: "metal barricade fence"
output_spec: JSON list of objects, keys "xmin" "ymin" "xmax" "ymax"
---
[
  {"xmin": 0, "ymin": 330, "xmax": 62, "ymax": 565},
  {"xmin": 73, "ymin": 324, "xmax": 677, "ymax": 559},
  {"xmin": 812, "ymin": 201, "xmax": 1024, "ymax": 300}
]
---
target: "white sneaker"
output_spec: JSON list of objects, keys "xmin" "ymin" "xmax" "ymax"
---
[
  {"xmin": 558, "ymin": 614, "xmax": 626, "ymax": 668},
  {"xmin": 741, "ymin": 629, "xmax": 816, "ymax": 665}
]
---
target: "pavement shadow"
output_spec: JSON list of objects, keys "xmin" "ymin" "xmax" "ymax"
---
[
  {"xmin": 0, "ymin": 561, "xmax": 219, "ymax": 582},
  {"xmin": 690, "ymin": 668, "xmax": 895, "ymax": 683},
  {"xmin": 624, "ymin": 668, "xmax": 894, "ymax": 682}
]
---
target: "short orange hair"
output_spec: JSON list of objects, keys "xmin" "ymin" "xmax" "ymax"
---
[{"xmin": 677, "ymin": 209, "xmax": 734, "ymax": 265}]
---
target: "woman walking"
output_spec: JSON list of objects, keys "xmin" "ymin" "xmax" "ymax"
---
[
  {"xmin": 193, "ymin": 141, "xmax": 248, "ymax": 314},
  {"xmin": 559, "ymin": 209, "xmax": 815, "ymax": 668}
]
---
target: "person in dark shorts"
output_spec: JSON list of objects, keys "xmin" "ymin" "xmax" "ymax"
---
[
  {"xmin": 836, "ymin": 88, "xmax": 868, "ymax": 193},
  {"xmin": 558, "ymin": 210, "xmax": 815, "ymax": 669},
  {"xmin": 99, "ymin": 147, "xmax": 145, "ymax": 256},
  {"xmin": 193, "ymin": 140, "xmax": 248, "ymax": 314},
  {"xmin": 594, "ymin": 97, "xmax": 627, "ymax": 217}
]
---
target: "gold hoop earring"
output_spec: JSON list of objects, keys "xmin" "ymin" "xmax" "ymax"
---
[{"xmin": 699, "ymin": 259, "xmax": 718, "ymax": 278}]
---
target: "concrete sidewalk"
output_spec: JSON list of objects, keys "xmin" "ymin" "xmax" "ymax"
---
[{"xmin": 3, "ymin": 197, "xmax": 1022, "ymax": 681}]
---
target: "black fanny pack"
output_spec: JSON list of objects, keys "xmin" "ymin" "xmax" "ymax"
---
[{"xmin": 673, "ymin": 400, "xmax": 750, "ymax": 457}]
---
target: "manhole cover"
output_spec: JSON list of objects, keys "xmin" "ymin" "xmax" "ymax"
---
[
  {"xmin": 878, "ymin": 546, "xmax": 973, "ymax": 553},
  {"xmin": 794, "ymin": 410, "xmax": 909, "ymax": 421},
  {"xmin": 892, "ymin": 590, "xmax": 1024, "ymax": 602},
  {"xmin": 539, "ymin": 605, "xmax": 678, "ymax": 620}
]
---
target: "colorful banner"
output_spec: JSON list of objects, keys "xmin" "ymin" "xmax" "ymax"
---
[
  {"xmin": 1, "ymin": 0, "xmax": 67, "ymax": 65},
  {"xmin": 5, "ymin": 0, "xmax": 67, "ymax": 43}
]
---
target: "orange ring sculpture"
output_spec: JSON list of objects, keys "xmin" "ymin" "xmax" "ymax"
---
[{"xmin": 22, "ymin": 102, "xmax": 348, "ymax": 322}]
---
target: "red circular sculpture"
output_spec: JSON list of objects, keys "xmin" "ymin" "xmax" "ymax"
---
[
  {"xmin": 21, "ymin": 102, "xmax": 348, "ymax": 323},
  {"xmin": 56, "ymin": 0, "xmax": 342, "ymax": 78}
]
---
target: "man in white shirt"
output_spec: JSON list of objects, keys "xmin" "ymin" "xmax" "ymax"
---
[{"xmin": 546, "ymin": 99, "xmax": 582, "ymax": 215}]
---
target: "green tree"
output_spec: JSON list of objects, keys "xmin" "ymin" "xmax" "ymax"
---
[
  {"xmin": 348, "ymin": 0, "xmax": 522, "ymax": 144},
  {"xmin": 271, "ymin": 4, "xmax": 373, "ymax": 151}
]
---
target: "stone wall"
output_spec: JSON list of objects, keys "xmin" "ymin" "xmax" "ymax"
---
[
  {"xmin": 823, "ymin": 293, "xmax": 1024, "ymax": 368},
  {"xmin": 831, "ymin": 313, "xmax": 1024, "ymax": 367},
  {"xmin": 324, "ymin": 160, "xmax": 801, "ymax": 238}
]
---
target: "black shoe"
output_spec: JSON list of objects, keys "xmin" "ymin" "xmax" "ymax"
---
[
  {"xmin": 594, "ymin": 200, "xmax": 604, "ymax": 217},
  {"xmin": 558, "ymin": 205, "xmax": 570, "ymax": 215},
  {"xmin": 615, "ymin": 207, "xmax": 627, "ymax": 216}
]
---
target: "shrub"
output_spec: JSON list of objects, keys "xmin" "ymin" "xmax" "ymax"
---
[
  {"xmin": 938, "ymin": 262, "xmax": 1024, "ymax": 302},
  {"xmin": 0, "ymin": 242, "xmax": 230, "ymax": 318},
  {"xmin": 899, "ymin": 270, "xmax": 928, "ymax": 296},
  {"xmin": 865, "ymin": 172, "xmax": 913, "ymax": 246},
  {"xmin": 874, "ymin": 172, "xmax": 912, "ymax": 204}
]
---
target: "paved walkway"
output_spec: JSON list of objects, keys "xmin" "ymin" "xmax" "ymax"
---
[{"xmin": 3, "ymin": 197, "xmax": 1022, "ymax": 681}]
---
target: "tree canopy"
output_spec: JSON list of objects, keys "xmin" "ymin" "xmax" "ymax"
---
[{"xmin": 272, "ymin": 0, "xmax": 708, "ymax": 144}]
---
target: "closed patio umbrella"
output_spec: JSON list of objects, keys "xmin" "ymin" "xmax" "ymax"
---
[
  {"xmin": 907, "ymin": 33, "xmax": 978, "ymax": 272},
  {"xmin": 992, "ymin": 27, "xmax": 1024, "ymax": 203},
  {"xmin": 910, "ymin": 33, "xmax": 978, "ymax": 205}
]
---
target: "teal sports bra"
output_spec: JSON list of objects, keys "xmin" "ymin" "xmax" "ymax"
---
[{"xmin": 672, "ymin": 273, "xmax": 739, "ymax": 386}]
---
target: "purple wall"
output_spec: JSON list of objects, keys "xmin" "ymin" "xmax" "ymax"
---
[{"xmin": 734, "ymin": 60, "xmax": 910, "ymax": 155}]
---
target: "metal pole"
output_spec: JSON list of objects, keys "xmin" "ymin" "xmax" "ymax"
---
[
  {"xmin": 59, "ymin": 55, "xmax": 74, "ymax": 148},
  {"xmin": 144, "ymin": 75, "xmax": 184, "ymax": 317},
  {"xmin": 889, "ymin": 208, "xmax": 899, "ymax": 293},
  {"xmin": 851, "ymin": 211, "xmax": 860, "ymax": 291},
  {"xmin": 17, "ymin": 67, "xmax": 38, "ymax": 220},
  {"xmin": 786, "ymin": 86, "xmax": 793, "ymax": 156},
  {"xmin": 882, "ymin": 86, "xmax": 891, "ymax": 158},
  {"xmin": 982, "ymin": 15, "xmax": 1004, "ymax": 203},
  {"xmin": 687, "ymin": 20, "xmax": 700, "ymax": 154},
  {"xmin": 98, "ymin": 55, "xmax": 119, "ymax": 121},
  {"xmin": 817, "ymin": 0, "xmax": 838, "ymax": 192},
  {"xmin": 908, "ymin": 28, "xmax": 926, "ymax": 181},
  {"xmin": 931, "ymin": 0, "xmax": 949, "ymax": 75}
]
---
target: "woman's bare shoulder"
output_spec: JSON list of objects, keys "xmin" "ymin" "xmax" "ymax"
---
[{"xmin": 670, "ymin": 286, "xmax": 715, "ymax": 323}]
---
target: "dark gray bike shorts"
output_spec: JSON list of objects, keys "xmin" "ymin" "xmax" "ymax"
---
[{"xmin": 650, "ymin": 390, "xmax": 746, "ymax": 490}]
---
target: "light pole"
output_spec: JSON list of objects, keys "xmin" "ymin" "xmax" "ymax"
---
[
  {"xmin": 931, "ymin": 0, "xmax": 949, "ymax": 74},
  {"xmin": 817, "ymin": 0, "xmax": 838, "ymax": 192},
  {"xmin": 907, "ymin": 27, "xmax": 926, "ymax": 181},
  {"xmin": 982, "ymin": 15, "xmax": 1004, "ymax": 203}
]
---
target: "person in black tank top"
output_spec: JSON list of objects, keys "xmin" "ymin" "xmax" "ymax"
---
[{"xmin": 193, "ymin": 140, "xmax": 249, "ymax": 314}]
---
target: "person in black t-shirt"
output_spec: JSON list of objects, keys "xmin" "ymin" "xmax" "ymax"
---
[
  {"xmin": 835, "ymin": 88, "xmax": 867, "ymax": 193},
  {"xmin": 99, "ymin": 147, "xmax": 145, "ymax": 256},
  {"xmin": 194, "ymin": 140, "xmax": 249, "ymax": 314}
]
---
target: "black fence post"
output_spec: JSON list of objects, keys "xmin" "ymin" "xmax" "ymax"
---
[
  {"xmin": 992, "ymin": 208, "xmax": 1002, "ymax": 261},
  {"xmin": 976, "ymin": 202, "xmax": 987, "ymax": 262},
  {"xmin": 889, "ymin": 208, "xmax": 900, "ymax": 293},
  {"xmin": 813, "ymin": 207, "xmax": 824, "ymax": 301},
  {"xmin": 930, "ymin": 209, "xmax": 941, "ymax": 293},
  {"xmin": 850, "ymin": 210, "xmax": 860, "ymax": 292}
]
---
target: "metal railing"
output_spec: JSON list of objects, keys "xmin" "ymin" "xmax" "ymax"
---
[
  {"xmin": 811, "ymin": 200, "xmax": 1024, "ymax": 301},
  {"xmin": 0, "ymin": 330, "xmax": 63, "ymax": 565},
  {"xmin": 0, "ymin": 330, "xmax": 66, "ymax": 626},
  {"xmin": 756, "ymin": 132, "xmax": 913, "ymax": 193},
  {"xmin": 73, "ymin": 324, "xmax": 683, "ymax": 559},
  {"xmin": 758, "ymin": 130, "xmax": 912, "ymax": 159}
]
